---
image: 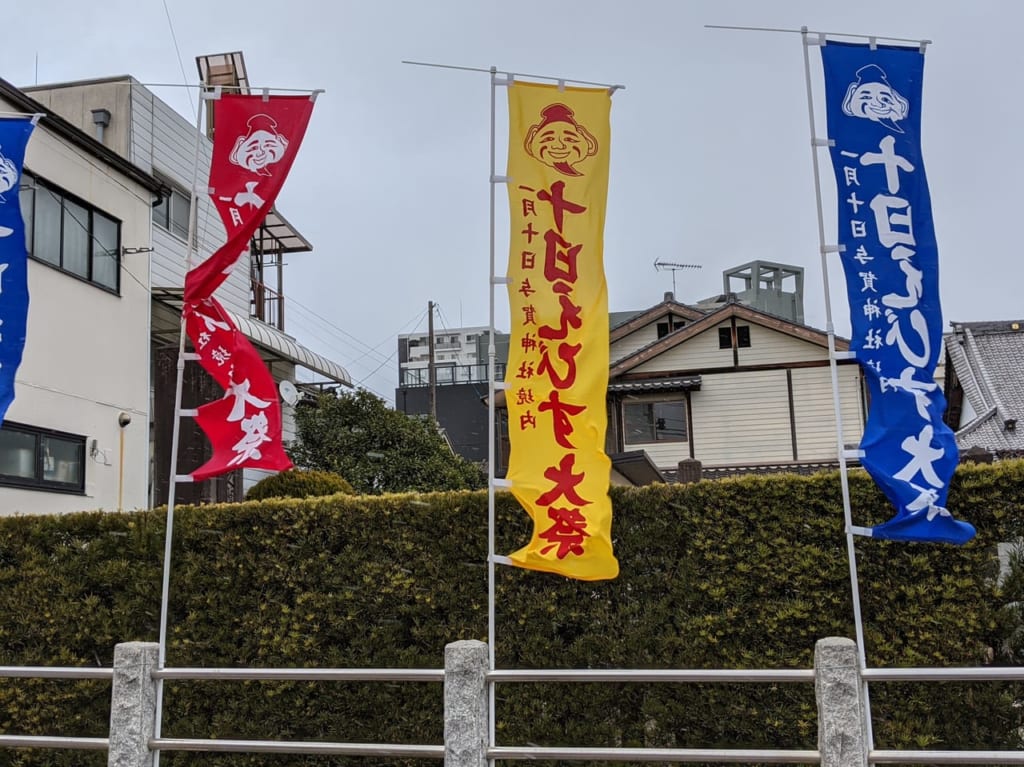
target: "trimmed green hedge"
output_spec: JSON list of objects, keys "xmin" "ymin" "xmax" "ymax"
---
[
  {"xmin": 0, "ymin": 461, "xmax": 1022, "ymax": 766},
  {"xmin": 245, "ymin": 469, "xmax": 356, "ymax": 501}
]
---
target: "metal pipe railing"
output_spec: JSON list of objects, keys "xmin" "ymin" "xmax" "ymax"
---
[
  {"xmin": 0, "ymin": 660, "xmax": 1022, "ymax": 764},
  {"xmin": 0, "ymin": 666, "xmax": 113, "ymax": 680},
  {"xmin": 151, "ymin": 738, "xmax": 444, "ymax": 757},
  {"xmin": 0, "ymin": 735, "xmax": 108, "ymax": 751},
  {"xmin": 869, "ymin": 751, "xmax": 1024, "ymax": 765},
  {"xmin": 488, "ymin": 746, "xmax": 819, "ymax": 763},
  {"xmin": 488, "ymin": 668, "xmax": 813, "ymax": 683},
  {"xmin": 151, "ymin": 667, "xmax": 443, "ymax": 682}
]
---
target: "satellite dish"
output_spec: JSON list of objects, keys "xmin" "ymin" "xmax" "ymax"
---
[{"xmin": 278, "ymin": 380, "xmax": 299, "ymax": 406}]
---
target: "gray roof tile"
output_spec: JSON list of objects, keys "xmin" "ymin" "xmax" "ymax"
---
[{"xmin": 945, "ymin": 321, "xmax": 1024, "ymax": 450}]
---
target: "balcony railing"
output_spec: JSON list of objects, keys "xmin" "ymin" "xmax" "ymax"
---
[
  {"xmin": 251, "ymin": 279, "xmax": 284, "ymax": 331},
  {"xmin": 400, "ymin": 363, "xmax": 505, "ymax": 387}
]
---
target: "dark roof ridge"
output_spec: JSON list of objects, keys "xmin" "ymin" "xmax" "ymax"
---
[{"xmin": 962, "ymin": 326, "xmax": 1008, "ymax": 422}]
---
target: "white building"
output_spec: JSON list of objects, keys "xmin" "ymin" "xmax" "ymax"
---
[
  {"xmin": 27, "ymin": 53, "xmax": 352, "ymax": 505},
  {"xmin": 398, "ymin": 325, "xmax": 507, "ymax": 386},
  {"xmin": 0, "ymin": 78, "xmax": 163, "ymax": 514}
]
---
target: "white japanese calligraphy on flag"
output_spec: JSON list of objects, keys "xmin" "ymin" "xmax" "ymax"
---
[
  {"xmin": 184, "ymin": 94, "xmax": 314, "ymax": 304},
  {"xmin": 179, "ymin": 93, "xmax": 315, "ymax": 481},
  {"xmin": 0, "ymin": 117, "xmax": 36, "ymax": 425},
  {"xmin": 821, "ymin": 41, "xmax": 974, "ymax": 544},
  {"xmin": 183, "ymin": 297, "xmax": 290, "ymax": 480}
]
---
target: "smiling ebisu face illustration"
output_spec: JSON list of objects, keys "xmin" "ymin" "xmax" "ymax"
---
[
  {"xmin": 841, "ymin": 63, "xmax": 910, "ymax": 134},
  {"xmin": 524, "ymin": 103, "xmax": 599, "ymax": 177},
  {"xmin": 229, "ymin": 114, "xmax": 290, "ymax": 176},
  {"xmin": 0, "ymin": 149, "xmax": 17, "ymax": 201}
]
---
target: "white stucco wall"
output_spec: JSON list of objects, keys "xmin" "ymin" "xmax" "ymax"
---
[
  {"xmin": 27, "ymin": 80, "xmax": 250, "ymax": 316},
  {"xmin": 0, "ymin": 98, "xmax": 153, "ymax": 514}
]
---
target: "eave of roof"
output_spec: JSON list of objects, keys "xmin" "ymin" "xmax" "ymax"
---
[
  {"xmin": 1, "ymin": 77, "xmax": 163, "ymax": 195},
  {"xmin": 608, "ymin": 450, "xmax": 665, "ymax": 486},
  {"xmin": 227, "ymin": 311, "xmax": 352, "ymax": 386},
  {"xmin": 255, "ymin": 208, "xmax": 313, "ymax": 255},
  {"xmin": 151, "ymin": 290, "xmax": 351, "ymax": 386},
  {"xmin": 610, "ymin": 301, "xmax": 846, "ymax": 378},
  {"xmin": 609, "ymin": 300, "xmax": 706, "ymax": 342},
  {"xmin": 607, "ymin": 376, "xmax": 702, "ymax": 392},
  {"xmin": 945, "ymin": 320, "xmax": 1024, "ymax": 442},
  {"xmin": 955, "ymin": 407, "xmax": 1024, "ymax": 451}
]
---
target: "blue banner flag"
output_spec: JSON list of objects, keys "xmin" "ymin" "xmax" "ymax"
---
[
  {"xmin": 0, "ymin": 116, "xmax": 37, "ymax": 425},
  {"xmin": 820, "ymin": 41, "xmax": 974, "ymax": 544}
]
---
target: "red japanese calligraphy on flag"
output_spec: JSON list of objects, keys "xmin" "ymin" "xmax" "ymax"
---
[
  {"xmin": 504, "ymin": 83, "xmax": 617, "ymax": 580},
  {"xmin": 183, "ymin": 94, "xmax": 314, "ymax": 303},
  {"xmin": 184, "ymin": 297, "xmax": 291, "ymax": 481}
]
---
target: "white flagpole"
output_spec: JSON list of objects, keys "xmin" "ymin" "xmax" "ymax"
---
[
  {"xmin": 152, "ymin": 84, "xmax": 210, "ymax": 767},
  {"xmin": 799, "ymin": 27, "xmax": 875, "ymax": 752},
  {"xmin": 487, "ymin": 64, "xmax": 500, "ymax": 758},
  {"xmin": 404, "ymin": 60, "xmax": 622, "ymax": 760}
]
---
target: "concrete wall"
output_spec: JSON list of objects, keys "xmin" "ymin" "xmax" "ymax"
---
[{"xmin": 27, "ymin": 81, "xmax": 132, "ymax": 157}]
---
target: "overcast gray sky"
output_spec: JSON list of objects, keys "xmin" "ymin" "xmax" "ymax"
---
[{"xmin": 3, "ymin": 1, "xmax": 1021, "ymax": 402}]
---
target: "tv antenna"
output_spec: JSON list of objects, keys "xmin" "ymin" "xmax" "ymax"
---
[{"xmin": 653, "ymin": 260, "xmax": 702, "ymax": 296}]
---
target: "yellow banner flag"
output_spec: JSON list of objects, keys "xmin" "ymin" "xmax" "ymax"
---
[{"xmin": 504, "ymin": 81, "xmax": 618, "ymax": 581}]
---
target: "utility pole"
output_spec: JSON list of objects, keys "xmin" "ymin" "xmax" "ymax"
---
[{"xmin": 427, "ymin": 300, "xmax": 437, "ymax": 421}]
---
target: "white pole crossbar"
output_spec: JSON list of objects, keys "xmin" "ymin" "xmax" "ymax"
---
[
  {"xmin": 402, "ymin": 60, "xmax": 625, "ymax": 92},
  {"xmin": 706, "ymin": 24, "xmax": 930, "ymax": 48},
  {"xmin": 132, "ymin": 82, "xmax": 324, "ymax": 95},
  {"xmin": 0, "ymin": 111, "xmax": 43, "ymax": 122}
]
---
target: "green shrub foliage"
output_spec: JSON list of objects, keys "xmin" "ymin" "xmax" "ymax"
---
[
  {"xmin": 244, "ymin": 469, "xmax": 355, "ymax": 501},
  {"xmin": 0, "ymin": 462, "xmax": 1022, "ymax": 766},
  {"xmin": 289, "ymin": 390, "xmax": 487, "ymax": 494}
]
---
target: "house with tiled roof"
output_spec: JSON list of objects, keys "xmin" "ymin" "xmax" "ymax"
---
[
  {"xmin": 400, "ymin": 261, "xmax": 868, "ymax": 483},
  {"xmin": 606, "ymin": 298, "xmax": 866, "ymax": 480},
  {"xmin": 943, "ymin": 320, "xmax": 1024, "ymax": 456}
]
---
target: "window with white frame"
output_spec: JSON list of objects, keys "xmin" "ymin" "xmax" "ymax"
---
[
  {"xmin": 152, "ymin": 180, "xmax": 192, "ymax": 241},
  {"xmin": 0, "ymin": 422, "xmax": 86, "ymax": 493},
  {"xmin": 623, "ymin": 398, "xmax": 687, "ymax": 443},
  {"xmin": 19, "ymin": 173, "xmax": 121, "ymax": 292}
]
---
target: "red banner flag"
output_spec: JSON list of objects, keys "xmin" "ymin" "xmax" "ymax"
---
[
  {"xmin": 184, "ymin": 93, "xmax": 315, "ymax": 303},
  {"xmin": 179, "ymin": 92, "xmax": 315, "ymax": 480},
  {"xmin": 184, "ymin": 297, "xmax": 291, "ymax": 481}
]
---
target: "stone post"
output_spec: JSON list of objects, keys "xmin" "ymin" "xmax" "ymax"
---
[
  {"xmin": 444, "ymin": 640, "xmax": 489, "ymax": 767},
  {"xmin": 676, "ymin": 458, "xmax": 702, "ymax": 484},
  {"xmin": 814, "ymin": 637, "xmax": 868, "ymax": 767},
  {"xmin": 108, "ymin": 642, "xmax": 159, "ymax": 767}
]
